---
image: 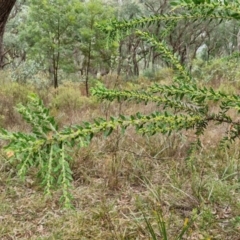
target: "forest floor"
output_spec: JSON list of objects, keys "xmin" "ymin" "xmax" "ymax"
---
[{"xmin": 0, "ymin": 71, "xmax": 240, "ymax": 239}]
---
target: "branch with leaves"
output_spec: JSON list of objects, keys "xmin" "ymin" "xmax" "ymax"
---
[{"xmin": 1, "ymin": 0, "xmax": 240, "ymax": 208}]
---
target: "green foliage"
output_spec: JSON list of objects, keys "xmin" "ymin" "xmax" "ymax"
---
[
  {"xmin": 192, "ymin": 57, "xmax": 240, "ymax": 86},
  {"xmin": 17, "ymin": 0, "xmax": 87, "ymax": 88},
  {"xmin": 2, "ymin": 0, "xmax": 240, "ymax": 208},
  {"xmin": 51, "ymin": 82, "xmax": 97, "ymax": 111},
  {"xmin": 20, "ymin": 0, "xmax": 82, "ymax": 61},
  {"xmin": 10, "ymin": 60, "xmax": 49, "ymax": 87},
  {"xmin": 78, "ymin": 0, "xmax": 116, "ymax": 59},
  {"xmin": 0, "ymin": 95, "xmax": 73, "ymax": 208},
  {"xmin": 17, "ymin": 0, "xmax": 117, "ymax": 89},
  {"xmin": 143, "ymin": 208, "xmax": 196, "ymax": 240},
  {"xmin": 135, "ymin": 30, "xmax": 191, "ymax": 82}
]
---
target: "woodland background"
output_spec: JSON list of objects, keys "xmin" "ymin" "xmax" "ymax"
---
[{"xmin": 0, "ymin": 0, "xmax": 240, "ymax": 239}]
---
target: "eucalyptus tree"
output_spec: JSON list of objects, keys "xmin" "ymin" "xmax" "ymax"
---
[
  {"xmin": 118, "ymin": 0, "xmax": 238, "ymax": 72},
  {"xmin": 139, "ymin": 0, "xmax": 218, "ymax": 69},
  {"xmin": 0, "ymin": 0, "xmax": 16, "ymax": 68},
  {"xmin": 76, "ymin": 0, "xmax": 116, "ymax": 96},
  {"xmin": 3, "ymin": 0, "xmax": 30, "ymax": 70},
  {"xmin": 113, "ymin": 0, "xmax": 144, "ymax": 76},
  {"xmin": 17, "ymin": 0, "xmax": 116, "ymax": 91},
  {"xmin": 202, "ymin": 20, "xmax": 240, "ymax": 58},
  {"xmin": 19, "ymin": 0, "xmax": 83, "ymax": 88}
]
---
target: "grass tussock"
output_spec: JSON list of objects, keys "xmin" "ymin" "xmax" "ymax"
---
[
  {"xmin": 0, "ymin": 69, "xmax": 240, "ymax": 239},
  {"xmin": 0, "ymin": 73, "xmax": 36, "ymax": 129}
]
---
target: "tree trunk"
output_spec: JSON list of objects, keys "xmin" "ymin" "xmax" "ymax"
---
[
  {"xmin": 85, "ymin": 41, "xmax": 91, "ymax": 97},
  {"xmin": 0, "ymin": 0, "xmax": 16, "ymax": 69},
  {"xmin": 237, "ymin": 29, "xmax": 240, "ymax": 52},
  {"xmin": 52, "ymin": 54, "xmax": 59, "ymax": 89}
]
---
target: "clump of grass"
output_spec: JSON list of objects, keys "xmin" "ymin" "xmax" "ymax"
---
[
  {"xmin": 1, "ymin": 66, "xmax": 240, "ymax": 239},
  {"xmin": 0, "ymin": 75, "xmax": 36, "ymax": 128},
  {"xmin": 50, "ymin": 82, "xmax": 97, "ymax": 110},
  {"xmin": 142, "ymin": 207, "xmax": 196, "ymax": 240}
]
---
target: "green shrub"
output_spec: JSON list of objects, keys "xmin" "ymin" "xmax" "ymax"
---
[
  {"xmin": 2, "ymin": 0, "xmax": 240, "ymax": 211},
  {"xmin": 142, "ymin": 68, "xmax": 158, "ymax": 80},
  {"xmin": 155, "ymin": 67, "xmax": 174, "ymax": 83},
  {"xmin": 191, "ymin": 58, "xmax": 240, "ymax": 86},
  {"xmin": 0, "ymin": 75, "xmax": 36, "ymax": 127},
  {"xmin": 50, "ymin": 82, "xmax": 97, "ymax": 111},
  {"xmin": 142, "ymin": 67, "xmax": 174, "ymax": 83}
]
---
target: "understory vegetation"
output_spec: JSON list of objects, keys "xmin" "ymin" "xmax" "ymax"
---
[
  {"xmin": 1, "ymin": 0, "xmax": 240, "ymax": 239},
  {"xmin": 1, "ymin": 59, "xmax": 240, "ymax": 239}
]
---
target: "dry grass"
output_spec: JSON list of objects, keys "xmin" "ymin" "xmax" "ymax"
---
[{"xmin": 0, "ymin": 70, "xmax": 240, "ymax": 239}]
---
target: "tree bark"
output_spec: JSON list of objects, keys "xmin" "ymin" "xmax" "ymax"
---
[{"xmin": 0, "ymin": 0, "xmax": 16, "ymax": 68}]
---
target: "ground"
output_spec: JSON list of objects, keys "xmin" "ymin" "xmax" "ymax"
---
[{"xmin": 0, "ymin": 71, "xmax": 240, "ymax": 239}]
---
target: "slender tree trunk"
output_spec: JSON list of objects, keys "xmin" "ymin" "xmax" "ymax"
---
[
  {"xmin": 85, "ymin": 19, "xmax": 95, "ymax": 97},
  {"xmin": 51, "ymin": 16, "xmax": 60, "ymax": 89},
  {"xmin": 132, "ymin": 51, "xmax": 139, "ymax": 76},
  {"xmin": 0, "ymin": 29, "xmax": 4, "ymax": 67},
  {"xmin": 0, "ymin": 0, "xmax": 16, "ymax": 69},
  {"xmin": 237, "ymin": 29, "xmax": 240, "ymax": 52},
  {"xmin": 53, "ymin": 62, "xmax": 59, "ymax": 88},
  {"xmin": 117, "ymin": 43, "xmax": 122, "ymax": 76},
  {"xmin": 85, "ymin": 41, "xmax": 91, "ymax": 97}
]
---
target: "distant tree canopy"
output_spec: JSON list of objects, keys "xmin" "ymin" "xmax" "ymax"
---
[
  {"xmin": 0, "ymin": 0, "xmax": 16, "ymax": 68},
  {"xmin": 1, "ymin": 0, "xmax": 240, "ymax": 89}
]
